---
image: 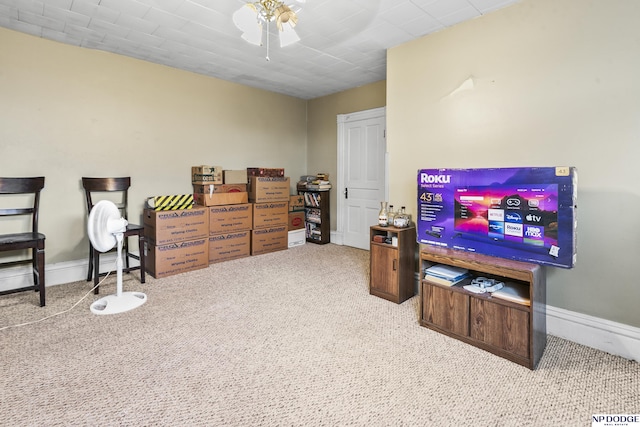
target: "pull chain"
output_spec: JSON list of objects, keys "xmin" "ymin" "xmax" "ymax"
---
[{"xmin": 266, "ymin": 20, "xmax": 270, "ymax": 61}]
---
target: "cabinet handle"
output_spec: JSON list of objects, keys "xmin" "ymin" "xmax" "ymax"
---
[
  {"xmin": 393, "ymin": 259, "xmax": 397, "ymax": 271},
  {"xmin": 344, "ymin": 188, "xmax": 348, "ymax": 199}
]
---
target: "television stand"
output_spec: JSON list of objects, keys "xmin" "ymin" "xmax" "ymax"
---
[{"xmin": 419, "ymin": 246, "xmax": 546, "ymax": 369}]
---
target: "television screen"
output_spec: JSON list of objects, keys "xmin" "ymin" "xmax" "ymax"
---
[{"xmin": 417, "ymin": 167, "xmax": 577, "ymax": 268}]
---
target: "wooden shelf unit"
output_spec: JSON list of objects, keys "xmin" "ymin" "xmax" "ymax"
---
[
  {"xmin": 370, "ymin": 225, "xmax": 416, "ymax": 304},
  {"xmin": 299, "ymin": 190, "xmax": 330, "ymax": 244},
  {"xmin": 419, "ymin": 246, "xmax": 546, "ymax": 369}
]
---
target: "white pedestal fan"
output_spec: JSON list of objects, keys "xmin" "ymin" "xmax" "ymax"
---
[{"xmin": 88, "ymin": 200, "xmax": 147, "ymax": 315}]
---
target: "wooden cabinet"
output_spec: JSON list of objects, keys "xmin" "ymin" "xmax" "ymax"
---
[
  {"xmin": 420, "ymin": 246, "xmax": 546, "ymax": 369},
  {"xmin": 300, "ymin": 190, "xmax": 330, "ymax": 244},
  {"xmin": 370, "ymin": 225, "xmax": 416, "ymax": 304}
]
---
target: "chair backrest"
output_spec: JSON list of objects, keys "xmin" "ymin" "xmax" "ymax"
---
[
  {"xmin": 82, "ymin": 177, "xmax": 132, "ymax": 219},
  {"xmin": 0, "ymin": 177, "xmax": 45, "ymax": 233}
]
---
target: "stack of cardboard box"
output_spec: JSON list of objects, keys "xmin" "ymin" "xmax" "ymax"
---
[
  {"xmin": 193, "ymin": 167, "xmax": 252, "ymax": 264},
  {"xmin": 143, "ymin": 205, "xmax": 210, "ymax": 278},
  {"xmin": 248, "ymin": 172, "xmax": 290, "ymax": 255},
  {"xmin": 144, "ymin": 166, "xmax": 296, "ymax": 278}
]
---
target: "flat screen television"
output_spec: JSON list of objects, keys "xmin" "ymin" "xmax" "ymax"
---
[{"xmin": 417, "ymin": 167, "xmax": 577, "ymax": 268}]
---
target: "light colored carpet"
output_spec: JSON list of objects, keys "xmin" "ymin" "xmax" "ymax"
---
[{"xmin": 0, "ymin": 243, "xmax": 638, "ymax": 426}]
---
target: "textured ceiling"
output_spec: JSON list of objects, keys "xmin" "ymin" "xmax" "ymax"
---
[{"xmin": 0, "ymin": 0, "xmax": 521, "ymax": 99}]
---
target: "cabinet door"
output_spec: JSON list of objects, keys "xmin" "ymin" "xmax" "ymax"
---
[
  {"xmin": 370, "ymin": 244, "xmax": 398, "ymax": 297},
  {"xmin": 470, "ymin": 298, "xmax": 530, "ymax": 359},
  {"xmin": 422, "ymin": 283, "xmax": 469, "ymax": 336}
]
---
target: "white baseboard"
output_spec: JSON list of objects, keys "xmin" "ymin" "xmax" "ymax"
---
[
  {"xmin": 0, "ymin": 253, "xmax": 136, "ymax": 293},
  {"xmin": 330, "ymin": 231, "xmax": 342, "ymax": 245},
  {"xmin": 2, "ymin": 255, "xmax": 639, "ymax": 362},
  {"xmin": 546, "ymin": 305, "xmax": 640, "ymax": 362}
]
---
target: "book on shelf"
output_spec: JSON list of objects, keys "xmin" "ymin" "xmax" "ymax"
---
[
  {"xmin": 424, "ymin": 264, "xmax": 469, "ymax": 281},
  {"xmin": 424, "ymin": 273, "xmax": 472, "ymax": 287},
  {"xmin": 491, "ymin": 282, "xmax": 530, "ymax": 306},
  {"xmin": 306, "ymin": 183, "xmax": 332, "ymax": 191}
]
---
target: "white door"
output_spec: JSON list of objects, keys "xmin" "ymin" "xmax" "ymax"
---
[{"xmin": 337, "ymin": 107, "xmax": 387, "ymax": 250}]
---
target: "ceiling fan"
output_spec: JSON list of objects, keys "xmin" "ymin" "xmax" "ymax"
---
[
  {"xmin": 233, "ymin": 0, "xmax": 306, "ymax": 61},
  {"xmin": 87, "ymin": 200, "xmax": 147, "ymax": 315}
]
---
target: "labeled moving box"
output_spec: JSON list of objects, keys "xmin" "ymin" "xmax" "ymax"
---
[
  {"xmin": 289, "ymin": 194, "xmax": 304, "ymax": 212},
  {"xmin": 249, "ymin": 177, "xmax": 290, "ymax": 203},
  {"xmin": 145, "ymin": 238, "xmax": 209, "ymax": 279},
  {"xmin": 143, "ymin": 206, "xmax": 209, "ymax": 246},
  {"xmin": 143, "ymin": 206, "xmax": 210, "ymax": 278},
  {"xmin": 192, "ymin": 165, "xmax": 223, "ymax": 185},
  {"xmin": 209, "ymin": 203, "xmax": 253, "ymax": 234},
  {"xmin": 253, "ymin": 202, "xmax": 288, "ymax": 229},
  {"xmin": 251, "ymin": 226, "xmax": 288, "ymax": 256},
  {"xmin": 208, "ymin": 203, "xmax": 252, "ymax": 263},
  {"xmin": 209, "ymin": 230, "xmax": 251, "ymax": 264}
]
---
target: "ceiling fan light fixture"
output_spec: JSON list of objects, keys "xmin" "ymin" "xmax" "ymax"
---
[
  {"xmin": 279, "ymin": 23, "xmax": 300, "ymax": 47},
  {"xmin": 233, "ymin": 0, "xmax": 304, "ymax": 58},
  {"xmin": 233, "ymin": 4, "xmax": 263, "ymax": 46}
]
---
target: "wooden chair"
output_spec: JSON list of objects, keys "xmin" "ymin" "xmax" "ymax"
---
[
  {"xmin": 82, "ymin": 177, "xmax": 145, "ymax": 294},
  {"xmin": 0, "ymin": 177, "xmax": 46, "ymax": 307}
]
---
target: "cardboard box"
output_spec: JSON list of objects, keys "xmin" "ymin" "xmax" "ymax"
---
[
  {"xmin": 251, "ymin": 226, "xmax": 288, "ymax": 255},
  {"xmin": 145, "ymin": 238, "xmax": 209, "ymax": 278},
  {"xmin": 209, "ymin": 203, "xmax": 253, "ymax": 234},
  {"xmin": 209, "ymin": 230, "xmax": 251, "ymax": 264},
  {"xmin": 247, "ymin": 167, "xmax": 285, "ymax": 177},
  {"xmin": 289, "ymin": 194, "xmax": 304, "ymax": 212},
  {"xmin": 249, "ymin": 176, "xmax": 290, "ymax": 203},
  {"xmin": 194, "ymin": 191, "xmax": 248, "ymax": 207},
  {"xmin": 223, "ymin": 170, "xmax": 248, "ymax": 184},
  {"xmin": 193, "ymin": 184, "xmax": 247, "ymax": 194},
  {"xmin": 146, "ymin": 194, "xmax": 194, "ymax": 211},
  {"xmin": 192, "ymin": 165, "xmax": 223, "ymax": 185},
  {"xmin": 143, "ymin": 205, "xmax": 209, "ymax": 246},
  {"xmin": 288, "ymin": 211, "xmax": 305, "ymax": 231},
  {"xmin": 288, "ymin": 229, "xmax": 305, "ymax": 248},
  {"xmin": 253, "ymin": 201, "xmax": 288, "ymax": 229}
]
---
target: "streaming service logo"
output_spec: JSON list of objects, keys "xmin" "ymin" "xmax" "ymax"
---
[
  {"xmin": 488, "ymin": 209, "xmax": 504, "ymax": 222},
  {"xmin": 504, "ymin": 222, "xmax": 523, "ymax": 238},
  {"xmin": 524, "ymin": 225, "xmax": 545, "ymax": 246},
  {"xmin": 505, "ymin": 212, "xmax": 522, "ymax": 223},
  {"xmin": 525, "ymin": 213, "xmax": 543, "ymax": 224},
  {"xmin": 488, "ymin": 221, "xmax": 504, "ymax": 240}
]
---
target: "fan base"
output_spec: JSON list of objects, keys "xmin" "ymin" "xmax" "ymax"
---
[{"xmin": 90, "ymin": 292, "xmax": 147, "ymax": 315}]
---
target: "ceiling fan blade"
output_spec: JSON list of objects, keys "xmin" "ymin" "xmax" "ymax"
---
[{"xmin": 276, "ymin": 6, "xmax": 298, "ymax": 31}]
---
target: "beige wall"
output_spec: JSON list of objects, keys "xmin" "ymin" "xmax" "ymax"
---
[
  {"xmin": 307, "ymin": 81, "xmax": 386, "ymax": 230},
  {"xmin": 0, "ymin": 28, "xmax": 307, "ymax": 264},
  {"xmin": 388, "ymin": 0, "xmax": 640, "ymax": 327}
]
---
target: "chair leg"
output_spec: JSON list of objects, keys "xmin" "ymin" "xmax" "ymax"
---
[
  {"xmin": 138, "ymin": 235, "xmax": 146, "ymax": 284},
  {"xmin": 93, "ymin": 249, "xmax": 100, "ymax": 295},
  {"xmin": 36, "ymin": 247, "xmax": 45, "ymax": 307},
  {"xmin": 87, "ymin": 242, "xmax": 94, "ymax": 282},
  {"xmin": 123, "ymin": 237, "xmax": 131, "ymax": 271}
]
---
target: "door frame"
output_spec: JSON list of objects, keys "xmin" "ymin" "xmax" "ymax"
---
[{"xmin": 336, "ymin": 106, "xmax": 387, "ymax": 246}]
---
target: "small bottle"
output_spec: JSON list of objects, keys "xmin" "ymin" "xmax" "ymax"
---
[
  {"xmin": 394, "ymin": 206, "xmax": 408, "ymax": 228},
  {"xmin": 378, "ymin": 201, "xmax": 388, "ymax": 226},
  {"xmin": 388, "ymin": 204, "xmax": 395, "ymax": 226}
]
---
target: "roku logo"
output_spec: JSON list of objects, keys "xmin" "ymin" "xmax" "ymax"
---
[{"xmin": 420, "ymin": 174, "xmax": 451, "ymax": 184}]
